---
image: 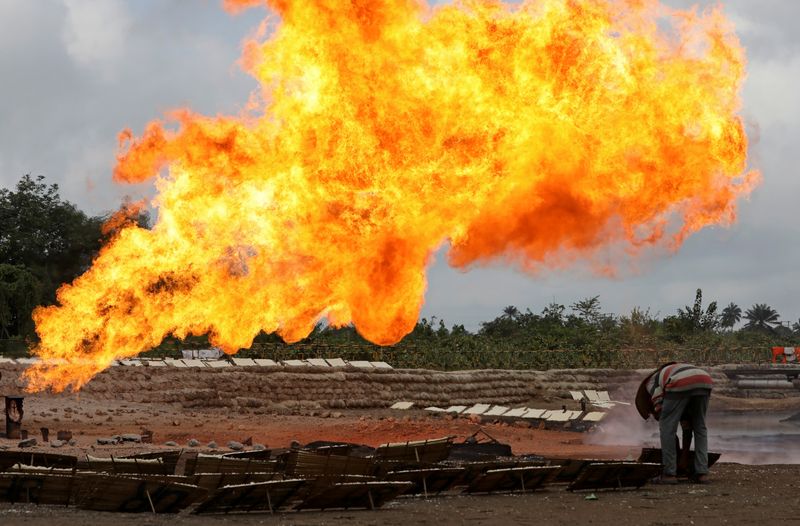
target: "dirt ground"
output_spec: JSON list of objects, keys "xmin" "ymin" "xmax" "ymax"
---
[
  {"xmin": 2, "ymin": 364, "xmax": 800, "ymax": 523},
  {"xmin": 1, "ymin": 463, "xmax": 798, "ymax": 525}
]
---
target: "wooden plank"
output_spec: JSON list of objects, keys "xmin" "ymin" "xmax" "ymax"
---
[
  {"xmin": 567, "ymin": 462, "xmax": 661, "ymax": 491},
  {"xmin": 75, "ymin": 474, "xmax": 206, "ymax": 513},
  {"xmin": 194, "ymin": 479, "xmax": 306, "ymax": 514}
]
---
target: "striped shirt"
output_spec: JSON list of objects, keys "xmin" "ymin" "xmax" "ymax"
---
[{"xmin": 650, "ymin": 363, "xmax": 713, "ymax": 417}]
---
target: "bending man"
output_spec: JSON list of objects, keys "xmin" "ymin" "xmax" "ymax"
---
[{"xmin": 635, "ymin": 362, "xmax": 713, "ymax": 484}]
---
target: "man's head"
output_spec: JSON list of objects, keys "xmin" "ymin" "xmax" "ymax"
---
[
  {"xmin": 635, "ymin": 362, "xmax": 678, "ymax": 420},
  {"xmin": 635, "ymin": 372, "xmax": 656, "ymax": 420}
]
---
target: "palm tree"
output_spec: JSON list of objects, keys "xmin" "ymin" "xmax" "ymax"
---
[
  {"xmin": 502, "ymin": 305, "xmax": 520, "ymax": 320},
  {"xmin": 743, "ymin": 303, "xmax": 780, "ymax": 332},
  {"xmin": 720, "ymin": 302, "xmax": 742, "ymax": 330}
]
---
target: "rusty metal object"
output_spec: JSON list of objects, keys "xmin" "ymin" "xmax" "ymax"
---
[{"xmin": 4, "ymin": 396, "xmax": 24, "ymax": 439}]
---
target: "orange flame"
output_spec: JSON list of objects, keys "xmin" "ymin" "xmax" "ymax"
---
[{"xmin": 26, "ymin": 0, "xmax": 758, "ymax": 391}]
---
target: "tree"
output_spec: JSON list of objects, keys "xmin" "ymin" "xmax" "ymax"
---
[
  {"xmin": 0, "ymin": 174, "xmax": 104, "ymax": 303},
  {"xmin": 0, "ymin": 264, "xmax": 41, "ymax": 338},
  {"xmin": 743, "ymin": 303, "xmax": 780, "ymax": 332},
  {"xmin": 502, "ymin": 305, "xmax": 520, "ymax": 320},
  {"xmin": 676, "ymin": 289, "xmax": 718, "ymax": 331},
  {"xmin": 571, "ymin": 296, "xmax": 601, "ymax": 324},
  {"xmin": 719, "ymin": 302, "xmax": 742, "ymax": 330},
  {"xmin": 541, "ymin": 301, "xmax": 565, "ymax": 324}
]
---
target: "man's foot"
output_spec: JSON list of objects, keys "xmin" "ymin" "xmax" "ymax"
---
[
  {"xmin": 690, "ymin": 474, "xmax": 710, "ymax": 484},
  {"xmin": 651, "ymin": 474, "xmax": 679, "ymax": 485}
]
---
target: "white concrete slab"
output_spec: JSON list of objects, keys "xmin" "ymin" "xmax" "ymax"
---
[
  {"xmin": 371, "ymin": 361, "xmax": 393, "ymax": 369},
  {"xmin": 143, "ymin": 360, "xmax": 167, "ymax": 367},
  {"xmin": 169, "ymin": 360, "xmax": 189, "ymax": 368},
  {"xmin": 570, "ymin": 391, "xmax": 585, "ymax": 401},
  {"xmin": 424, "ymin": 406, "xmax": 446, "ymax": 412},
  {"xmin": 232, "ymin": 358, "xmax": 257, "ymax": 366},
  {"xmin": 484, "ymin": 406, "xmax": 509, "ymax": 417},
  {"xmin": 583, "ymin": 412, "xmax": 606, "ymax": 422},
  {"xmin": 597, "ymin": 391, "xmax": 611, "ymax": 402},
  {"xmin": 325, "ymin": 358, "xmax": 347, "ymax": 367},
  {"xmin": 306, "ymin": 358, "xmax": 330, "ymax": 367},
  {"xmin": 592, "ymin": 402, "xmax": 614, "ymax": 409},
  {"xmin": 539, "ymin": 410, "xmax": 553, "ymax": 419},
  {"xmin": 181, "ymin": 359, "xmax": 207, "ymax": 367},
  {"xmin": 584, "ymin": 389, "xmax": 599, "ymax": 402},
  {"xmin": 390, "ymin": 401, "xmax": 414, "ymax": 410},
  {"xmin": 567, "ymin": 410, "xmax": 582, "ymax": 420},
  {"xmin": 253, "ymin": 359, "xmax": 279, "ymax": 367},
  {"xmin": 463, "ymin": 404, "xmax": 491, "ymax": 415},
  {"xmin": 349, "ymin": 361, "xmax": 373, "ymax": 369},
  {"xmin": 503, "ymin": 407, "xmax": 528, "ymax": 418},
  {"xmin": 0, "ymin": 357, "xmax": 15, "ymax": 364},
  {"xmin": 522, "ymin": 408, "xmax": 546, "ymax": 419},
  {"xmin": 119, "ymin": 360, "xmax": 143, "ymax": 367},
  {"xmin": 445, "ymin": 405, "xmax": 468, "ymax": 414},
  {"xmin": 546, "ymin": 411, "xmax": 571, "ymax": 422},
  {"xmin": 206, "ymin": 360, "xmax": 232, "ymax": 368},
  {"xmin": 282, "ymin": 359, "xmax": 307, "ymax": 367}
]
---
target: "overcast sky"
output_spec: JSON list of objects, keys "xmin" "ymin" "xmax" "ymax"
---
[{"xmin": 1, "ymin": 0, "xmax": 797, "ymax": 331}]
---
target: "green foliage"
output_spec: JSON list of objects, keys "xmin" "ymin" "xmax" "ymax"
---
[
  {"xmin": 743, "ymin": 303, "xmax": 780, "ymax": 332},
  {"xmin": 720, "ymin": 302, "xmax": 742, "ymax": 330},
  {"xmin": 0, "ymin": 264, "xmax": 41, "ymax": 338},
  {"xmin": 0, "ymin": 174, "xmax": 104, "ymax": 306}
]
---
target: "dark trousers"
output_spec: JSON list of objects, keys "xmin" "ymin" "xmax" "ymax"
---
[{"xmin": 659, "ymin": 394, "xmax": 709, "ymax": 476}]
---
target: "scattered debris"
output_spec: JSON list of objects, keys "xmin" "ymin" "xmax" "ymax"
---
[{"xmin": 18, "ymin": 438, "xmax": 37, "ymax": 448}]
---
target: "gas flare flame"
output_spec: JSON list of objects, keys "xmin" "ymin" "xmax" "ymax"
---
[{"xmin": 26, "ymin": 0, "xmax": 758, "ymax": 391}]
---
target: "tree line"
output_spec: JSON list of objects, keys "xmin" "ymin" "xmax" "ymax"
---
[{"xmin": 1, "ymin": 174, "xmax": 797, "ymax": 354}]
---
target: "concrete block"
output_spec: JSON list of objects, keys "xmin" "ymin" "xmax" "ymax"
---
[
  {"xmin": 390, "ymin": 401, "xmax": 414, "ymax": 410},
  {"xmin": 253, "ymin": 359, "xmax": 279, "ymax": 367},
  {"xmin": 144, "ymin": 360, "xmax": 167, "ymax": 367},
  {"xmin": 282, "ymin": 359, "xmax": 307, "ymax": 367},
  {"xmin": 463, "ymin": 404, "xmax": 491, "ymax": 415},
  {"xmin": 570, "ymin": 391, "xmax": 585, "ymax": 401},
  {"xmin": 306, "ymin": 358, "xmax": 330, "ymax": 367},
  {"xmin": 522, "ymin": 408, "xmax": 546, "ymax": 419},
  {"xmin": 584, "ymin": 389, "xmax": 599, "ymax": 402},
  {"xmin": 181, "ymin": 359, "xmax": 207, "ymax": 367},
  {"xmin": 546, "ymin": 410, "xmax": 571, "ymax": 422},
  {"xmin": 445, "ymin": 405, "xmax": 467, "ymax": 414},
  {"xmin": 583, "ymin": 412, "xmax": 606, "ymax": 422},
  {"xmin": 325, "ymin": 358, "xmax": 347, "ymax": 367},
  {"xmin": 371, "ymin": 361, "xmax": 393, "ymax": 369},
  {"xmin": 232, "ymin": 358, "xmax": 257, "ymax": 366},
  {"xmin": 484, "ymin": 406, "xmax": 509, "ymax": 416},
  {"xmin": 119, "ymin": 360, "xmax": 142, "ymax": 367},
  {"xmin": 503, "ymin": 407, "xmax": 528, "ymax": 418},
  {"xmin": 349, "ymin": 361, "xmax": 373, "ymax": 369},
  {"xmin": 206, "ymin": 360, "xmax": 232, "ymax": 368}
]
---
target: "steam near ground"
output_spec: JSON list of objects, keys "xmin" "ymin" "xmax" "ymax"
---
[{"xmin": 588, "ymin": 382, "xmax": 800, "ymax": 465}]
